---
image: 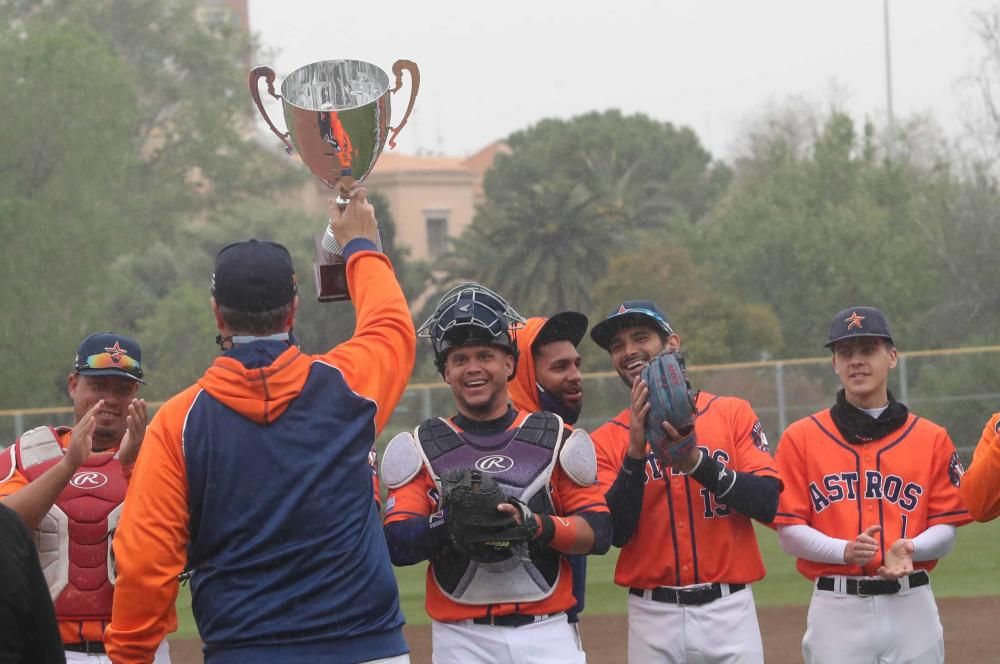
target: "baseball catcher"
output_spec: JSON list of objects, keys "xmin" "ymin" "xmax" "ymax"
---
[{"xmin": 380, "ymin": 282, "xmax": 611, "ymax": 664}]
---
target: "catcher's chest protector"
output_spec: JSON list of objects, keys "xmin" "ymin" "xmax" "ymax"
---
[
  {"xmin": 417, "ymin": 412, "xmax": 564, "ymax": 605},
  {"xmin": 16, "ymin": 426, "xmax": 125, "ymax": 621}
]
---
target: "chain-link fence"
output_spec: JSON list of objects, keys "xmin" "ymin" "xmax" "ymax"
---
[{"xmin": 4, "ymin": 346, "xmax": 999, "ymax": 460}]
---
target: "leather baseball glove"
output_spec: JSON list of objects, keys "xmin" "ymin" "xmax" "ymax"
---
[
  {"xmin": 439, "ymin": 468, "xmax": 533, "ymax": 563},
  {"xmin": 641, "ymin": 350, "xmax": 697, "ymax": 465}
]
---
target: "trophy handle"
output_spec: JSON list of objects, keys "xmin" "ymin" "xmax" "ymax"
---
[
  {"xmin": 249, "ymin": 66, "xmax": 294, "ymax": 155},
  {"xmin": 387, "ymin": 60, "xmax": 420, "ymax": 149}
]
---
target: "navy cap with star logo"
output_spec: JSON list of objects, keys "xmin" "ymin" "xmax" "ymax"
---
[
  {"xmin": 590, "ymin": 300, "xmax": 674, "ymax": 351},
  {"xmin": 74, "ymin": 332, "xmax": 145, "ymax": 383},
  {"xmin": 825, "ymin": 306, "xmax": 894, "ymax": 348}
]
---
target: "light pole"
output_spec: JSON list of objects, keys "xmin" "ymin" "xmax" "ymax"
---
[{"xmin": 884, "ymin": 0, "xmax": 896, "ymax": 160}]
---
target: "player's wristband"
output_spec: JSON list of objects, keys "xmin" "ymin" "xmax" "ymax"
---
[
  {"xmin": 534, "ymin": 513, "xmax": 578, "ymax": 553},
  {"xmin": 621, "ymin": 454, "xmax": 646, "ymax": 476},
  {"xmin": 690, "ymin": 453, "xmax": 736, "ymax": 497}
]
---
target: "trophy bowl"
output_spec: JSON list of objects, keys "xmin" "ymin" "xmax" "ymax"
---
[{"xmin": 250, "ymin": 59, "xmax": 419, "ymax": 301}]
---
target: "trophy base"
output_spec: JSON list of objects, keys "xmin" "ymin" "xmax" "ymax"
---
[{"xmin": 314, "ymin": 233, "xmax": 350, "ymax": 302}]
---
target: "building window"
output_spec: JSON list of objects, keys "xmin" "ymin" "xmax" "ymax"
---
[{"xmin": 426, "ymin": 212, "xmax": 450, "ymax": 258}]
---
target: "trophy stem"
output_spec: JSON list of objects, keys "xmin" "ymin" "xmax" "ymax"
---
[{"xmin": 314, "ymin": 233, "xmax": 350, "ymax": 302}]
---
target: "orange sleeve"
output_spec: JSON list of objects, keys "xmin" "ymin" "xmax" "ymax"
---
[
  {"xmin": 105, "ymin": 387, "xmax": 194, "ymax": 664},
  {"xmin": 961, "ymin": 413, "xmax": 1000, "ymax": 522},
  {"xmin": 924, "ymin": 428, "xmax": 973, "ymax": 527},
  {"xmin": 730, "ymin": 401, "xmax": 781, "ymax": 482},
  {"xmin": 773, "ymin": 426, "xmax": 810, "ymax": 526},
  {"xmin": 323, "ymin": 250, "xmax": 416, "ymax": 435},
  {"xmin": 383, "ymin": 467, "xmax": 437, "ymax": 525},
  {"xmin": 592, "ymin": 418, "xmax": 629, "ymax": 494},
  {"xmin": 551, "ymin": 463, "xmax": 609, "ymax": 516}
]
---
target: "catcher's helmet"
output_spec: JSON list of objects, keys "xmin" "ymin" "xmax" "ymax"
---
[{"xmin": 417, "ymin": 282, "xmax": 526, "ymax": 378}]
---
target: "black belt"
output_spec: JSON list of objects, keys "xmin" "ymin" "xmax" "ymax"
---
[
  {"xmin": 629, "ymin": 583, "xmax": 746, "ymax": 606},
  {"xmin": 816, "ymin": 570, "xmax": 929, "ymax": 596},
  {"xmin": 472, "ymin": 612, "xmax": 556, "ymax": 627},
  {"xmin": 65, "ymin": 640, "xmax": 106, "ymax": 654}
]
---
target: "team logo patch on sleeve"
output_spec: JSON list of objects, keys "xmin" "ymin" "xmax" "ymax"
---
[
  {"xmin": 948, "ymin": 451, "xmax": 965, "ymax": 487},
  {"xmin": 751, "ymin": 420, "xmax": 769, "ymax": 452}
]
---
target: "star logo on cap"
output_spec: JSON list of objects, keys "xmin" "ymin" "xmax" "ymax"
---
[
  {"xmin": 104, "ymin": 341, "xmax": 128, "ymax": 362},
  {"xmin": 617, "ymin": 304, "xmax": 627, "ymax": 314},
  {"xmin": 844, "ymin": 311, "xmax": 865, "ymax": 330}
]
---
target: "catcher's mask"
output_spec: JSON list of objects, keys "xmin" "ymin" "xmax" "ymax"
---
[{"xmin": 418, "ymin": 282, "xmax": 526, "ymax": 379}]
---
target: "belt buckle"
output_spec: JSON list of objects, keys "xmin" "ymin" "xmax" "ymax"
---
[{"xmin": 677, "ymin": 583, "xmax": 711, "ymax": 606}]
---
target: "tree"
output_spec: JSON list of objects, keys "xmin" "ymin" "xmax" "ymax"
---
[
  {"xmin": 589, "ymin": 239, "xmax": 783, "ymax": 365},
  {"xmin": 0, "ymin": 0, "xmax": 296, "ymax": 407},
  {"xmin": 701, "ymin": 109, "xmax": 949, "ymax": 358},
  {"xmin": 436, "ymin": 111, "xmax": 728, "ymax": 315}
]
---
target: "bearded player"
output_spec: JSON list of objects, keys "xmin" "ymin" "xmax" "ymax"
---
[
  {"xmin": 589, "ymin": 301, "xmax": 781, "ymax": 663},
  {"xmin": 774, "ymin": 306, "xmax": 971, "ymax": 664},
  {"xmin": 508, "ymin": 311, "xmax": 589, "ymax": 628},
  {"xmin": 380, "ymin": 284, "xmax": 610, "ymax": 663}
]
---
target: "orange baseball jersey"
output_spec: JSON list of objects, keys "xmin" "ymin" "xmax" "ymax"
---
[
  {"xmin": 0, "ymin": 430, "xmax": 148, "ymax": 646},
  {"xmin": 105, "ymin": 249, "xmax": 415, "ymax": 664},
  {"xmin": 774, "ymin": 408, "xmax": 972, "ymax": 580},
  {"xmin": 383, "ymin": 410, "xmax": 609, "ymax": 622},
  {"xmin": 959, "ymin": 412, "xmax": 1000, "ymax": 522},
  {"xmin": 592, "ymin": 391, "xmax": 779, "ymax": 588}
]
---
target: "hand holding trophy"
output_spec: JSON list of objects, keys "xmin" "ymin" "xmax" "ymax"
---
[{"xmin": 249, "ymin": 59, "xmax": 420, "ymax": 301}]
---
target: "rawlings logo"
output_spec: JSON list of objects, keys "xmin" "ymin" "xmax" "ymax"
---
[
  {"xmin": 70, "ymin": 471, "xmax": 109, "ymax": 489},
  {"xmin": 474, "ymin": 455, "xmax": 514, "ymax": 473}
]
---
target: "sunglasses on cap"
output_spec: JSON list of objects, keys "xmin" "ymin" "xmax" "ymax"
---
[
  {"xmin": 75, "ymin": 352, "xmax": 144, "ymax": 376},
  {"xmin": 617, "ymin": 307, "xmax": 674, "ymax": 334}
]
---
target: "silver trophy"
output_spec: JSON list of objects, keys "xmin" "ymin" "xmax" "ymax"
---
[{"xmin": 250, "ymin": 59, "xmax": 420, "ymax": 301}]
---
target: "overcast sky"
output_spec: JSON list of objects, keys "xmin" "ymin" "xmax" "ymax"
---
[{"xmin": 248, "ymin": 0, "xmax": 996, "ymax": 161}]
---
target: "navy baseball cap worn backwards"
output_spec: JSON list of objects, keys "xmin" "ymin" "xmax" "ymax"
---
[
  {"xmin": 535, "ymin": 311, "xmax": 589, "ymax": 350},
  {"xmin": 825, "ymin": 306, "xmax": 894, "ymax": 348},
  {"xmin": 212, "ymin": 239, "xmax": 297, "ymax": 313},
  {"xmin": 590, "ymin": 300, "xmax": 674, "ymax": 351},
  {"xmin": 75, "ymin": 332, "xmax": 145, "ymax": 383}
]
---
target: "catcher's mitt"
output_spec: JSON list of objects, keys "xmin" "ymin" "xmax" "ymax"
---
[
  {"xmin": 439, "ymin": 468, "xmax": 533, "ymax": 563},
  {"xmin": 641, "ymin": 350, "xmax": 697, "ymax": 465}
]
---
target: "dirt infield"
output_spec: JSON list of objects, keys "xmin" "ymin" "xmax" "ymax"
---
[{"xmin": 167, "ymin": 595, "xmax": 999, "ymax": 663}]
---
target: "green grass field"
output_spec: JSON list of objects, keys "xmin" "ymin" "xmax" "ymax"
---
[{"xmin": 173, "ymin": 518, "xmax": 1000, "ymax": 637}]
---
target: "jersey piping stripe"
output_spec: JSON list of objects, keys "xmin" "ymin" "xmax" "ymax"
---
[
  {"xmin": 697, "ymin": 395, "xmax": 720, "ymax": 416},
  {"xmin": 663, "ymin": 473, "xmax": 682, "ymax": 586},
  {"xmin": 809, "ymin": 415, "xmax": 863, "ymax": 534},
  {"xmin": 875, "ymin": 417, "xmax": 921, "ymax": 563},
  {"xmin": 610, "ymin": 420, "xmax": 628, "ymax": 431},
  {"xmin": 684, "ymin": 475, "xmax": 700, "ymax": 583},
  {"xmin": 568, "ymin": 503, "xmax": 606, "ymax": 515},
  {"xmin": 390, "ymin": 510, "xmax": 427, "ymax": 520},
  {"xmin": 927, "ymin": 509, "xmax": 969, "ymax": 520},
  {"xmin": 775, "ymin": 511, "xmax": 808, "ymax": 522},
  {"xmin": 751, "ymin": 466, "xmax": 779, "ymax": 475}
]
